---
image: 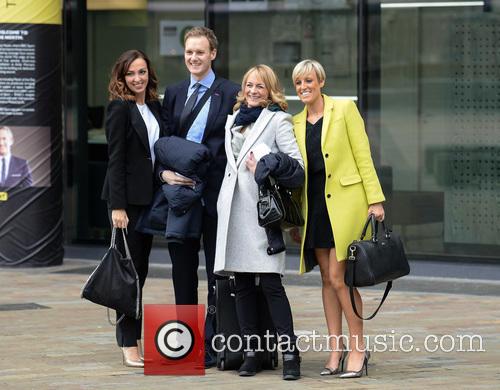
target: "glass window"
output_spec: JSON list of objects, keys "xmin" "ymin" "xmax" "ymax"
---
[
  {"xmin": 211, "ymin": 0, "xmax": 359, "ymax": 114},
  {"xmin": 379, "ymin": 1, "xmax": 500, "ymax": 258}
]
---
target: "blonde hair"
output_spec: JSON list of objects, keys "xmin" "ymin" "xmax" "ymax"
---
[
  {"xmin": 292, "ymin": 59, "xmax": 326, "ymax": 84},
  {"xmin": 234, "ymin": 64, "xmax": 288, "ymax": 112}
]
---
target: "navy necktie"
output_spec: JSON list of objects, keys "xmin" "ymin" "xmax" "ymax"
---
[
  {"xmin": 1, "ymin": 158, "xmax": 5, "ymax": 185},
  {"xmin": 179, "ymin": 82, "xmax": 201, "ymax": 131}
]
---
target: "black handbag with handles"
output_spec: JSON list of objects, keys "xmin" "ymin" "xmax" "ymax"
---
[
  {"xmin": 344, "ymin": 215, "xmax": 410, "ymax": 320},
  {"xmin": 257, "ymin": 178, "xmax": 304, "ymax": 229},
  {"xmin": 81, "ymin": 228, "xmax": 141, "ymax": 321}
]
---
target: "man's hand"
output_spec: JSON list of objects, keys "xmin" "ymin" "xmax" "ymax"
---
[{"xmin": 161, "ymin": 170, "xmax": 196, "ymax": 186}]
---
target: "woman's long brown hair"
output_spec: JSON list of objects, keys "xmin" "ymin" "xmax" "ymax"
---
[{"xmin": 108, "ymin": 49, "xmax": 159, "ymax": 101}]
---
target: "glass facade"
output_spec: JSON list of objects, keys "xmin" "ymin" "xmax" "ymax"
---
[
  {"xmin": 377, "ymin": 1, "xmax": 500, "ymax": 259},
  {"xmin": 65, "ymin": 0, "xmax": 500, "ymax": 261}
]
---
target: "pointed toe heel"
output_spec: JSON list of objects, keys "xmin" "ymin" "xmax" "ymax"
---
[
  {"xmin": 121, "ymin": 347, "xmax": 144, "ymax": 368},
  {"xmin": 339, "ymin": 351, "xmax": 369, "ymax": 379},
  {"xmin": 320, "ymin": 347, "xmax": 347, "ymax": 376}
]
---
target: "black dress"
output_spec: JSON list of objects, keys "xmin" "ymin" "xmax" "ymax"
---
[{"xmin": 304, "ymin": 118, "xmax": 335, "ymax": 249}]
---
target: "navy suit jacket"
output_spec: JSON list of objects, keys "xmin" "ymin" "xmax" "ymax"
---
[
  {"xmin": 161, "ymin": 76, "xmax": 240, "ymax": 216},
  {"xmin": 1, "ymin": 156, "xmax": 32, "ymax": 188}
]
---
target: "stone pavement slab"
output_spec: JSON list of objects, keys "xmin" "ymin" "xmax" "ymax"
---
[{"xmin": 0, "ymin": 259, "xmax": 499, "ymax": 389}]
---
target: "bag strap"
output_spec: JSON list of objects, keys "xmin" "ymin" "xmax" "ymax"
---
[
  {"xmin": 107, "ymin": 309, "xmax": 126, "ymax": 326},
  {"xmin": 346, "ymin": 245, "xmax": 392, "ymax": 320},
  {"xmin": 348, "ymin": 281, "xmax": 392, "ymax": 320},
  {"xmin": 110, "ymin": 227, "xmax": 132, "ymax": 260},
  {"xmin": 110, "ymin": 227, "xmax": 117, "ymax": 248},
  {"xmin": 360, "ymin": 214, "xmax": 377, "ymax": 242},
  {"xmin": 180, "ymin": 78, "xmax": 224, "ymax": 133},
  {"xmin": 120, "ymin": 229, "xmax": 132, "ymax": 259}
]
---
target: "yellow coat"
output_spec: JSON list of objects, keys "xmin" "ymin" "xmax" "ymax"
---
[{"xmin": 293, "ymin": 95, "xmax": 385, "ymax": 273}]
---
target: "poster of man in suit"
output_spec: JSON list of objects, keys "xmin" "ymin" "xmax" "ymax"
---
[
  {"xmin": 0, "ymin": 126, "xmax": 32, "ymax": 188},
  {"xmin": 0, "ymin": 125, "xmax": 51, "ymax": 191}
]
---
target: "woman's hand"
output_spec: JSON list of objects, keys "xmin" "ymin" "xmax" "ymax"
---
[
  {"xmin": 112, "ymin": 209, "xmax": 129, "ymax": 229},
  {"xmin": 245, "ymin": 152, "xmax": 257, "ymax": 174},
  {"xmin": 161, "ymin": 170, "xmax": 196, "ymax": 187},
  {"xmin": 289, "ymin": 227, "xmax": 302, "ymax": 244},
  {"xmin": 368, "ymin": 202, "xmax": 385, "ymax": 222}
]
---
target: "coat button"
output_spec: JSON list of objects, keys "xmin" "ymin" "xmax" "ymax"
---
[
  {"xmin": 328, "ymin": 174, "xmax": 331, "ymax": 178},
  {"xmin": 325, "ymin": 153, "xmax": 329, "ymax": 158},
  {"xmin": 228, "ymin": 173, "xmax": 231, "ymax": 177},
  {"xmin": 327, "ymin": 194, "xmax": 331, "ymax": 198}
]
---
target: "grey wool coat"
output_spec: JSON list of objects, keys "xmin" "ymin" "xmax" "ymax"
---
[{"xmin": 214, "ymin": 108, "xmax": 303, "ymax": 276}]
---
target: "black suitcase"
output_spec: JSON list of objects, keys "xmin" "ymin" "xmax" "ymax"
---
[{"xmin": 215, "ymin": 278, "xmax": 279, "ymax": 371}]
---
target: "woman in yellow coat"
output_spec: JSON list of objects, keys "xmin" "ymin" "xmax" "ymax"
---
[{"xmin": 291, "ymin": 59, "xmax": 385, "ymax": 378}]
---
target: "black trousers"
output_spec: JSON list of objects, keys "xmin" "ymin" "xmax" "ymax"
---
[
  {"xmin": 234, "ymin": 273, "xmax": 297, "ymax": 352},
  {"xmin": 108, "ymin": 205, "xmax": 153, "ymax": 347},
  {"xmin": 168, "ymin": 207, "xmax": 222, "ymax": 343}
]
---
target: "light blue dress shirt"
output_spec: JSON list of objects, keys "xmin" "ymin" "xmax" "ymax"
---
[{"xmin": 185, "ymin": 70, "xmax": 215, "ymax": 143}]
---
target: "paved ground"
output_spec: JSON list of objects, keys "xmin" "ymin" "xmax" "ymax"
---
[{"xmin": 1, "ymin": 256, "xmax": 499, "ymax": 389}]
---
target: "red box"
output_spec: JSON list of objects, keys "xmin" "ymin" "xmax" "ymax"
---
[{"xmin": 144, "ymin": 304, "xmax": 205, "ymax": 375}]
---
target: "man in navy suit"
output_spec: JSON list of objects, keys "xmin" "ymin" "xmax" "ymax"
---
[
  {"xmin": 160, "ymin": 26, "xmax": 239, "ymax": 367},
  {"xmin": 0, "ymin": 126, "xmax": 32, "ymax": 188}
]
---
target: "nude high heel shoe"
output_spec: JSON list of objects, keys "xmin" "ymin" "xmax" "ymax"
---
[
  {"xmin": 122, "ymin": 347, "xmax": 144, "ymax": 368},
  {"xmin": 137, "ymin": 339, "xmax": 144, "ymax": 362}
]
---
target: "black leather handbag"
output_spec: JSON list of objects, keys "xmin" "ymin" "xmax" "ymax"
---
[
  {"xmin": 344, "ymin": 215, "xmax": 410, "ymax": 320},
  {"xmin": 257, "ymin": 179, "xmax": 304, "ymax": 229},
  {"xmin": 81, "ymin": 228, "xmax": 141, "ymax": 322}
]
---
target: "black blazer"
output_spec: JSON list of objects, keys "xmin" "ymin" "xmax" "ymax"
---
[
  {"xmin": 101, "ymin": 99, "xmax": 165, "ymax": 210},
  {"xmin": 161, "ymin": 76, "xmax": 240, "ymax": 216}
]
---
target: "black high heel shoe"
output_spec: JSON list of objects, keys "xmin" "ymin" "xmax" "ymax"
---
[
  {"xmin": 320, "ymin": 348, "xmax": 347, "ymax": 376},
  {"xmin": 339, "ymin": 351, "xmax": 369, "ymax": 379}
]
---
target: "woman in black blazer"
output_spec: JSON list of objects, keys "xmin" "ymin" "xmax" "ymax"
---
[{"xmin": 101, "ymin": 49, "xmax": 163, "ymax": 367}]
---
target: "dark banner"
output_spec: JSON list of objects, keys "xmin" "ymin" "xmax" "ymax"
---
[{"xmin": 0, "ymin": 1, "xmax": 63, "ymax": 266}]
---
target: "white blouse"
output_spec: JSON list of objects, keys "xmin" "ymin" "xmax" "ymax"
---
[{"xmin": 136, "ymin": 103, "xmax": 160, "ymax": 168}]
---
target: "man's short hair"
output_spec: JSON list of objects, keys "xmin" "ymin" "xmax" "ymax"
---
[
  {"xmin": 184, "ymin": 26, "xmax": 218, "ymax": 52},
  {"xmin": 0, "ymin": 126, "xmax": 13, "ymax": 140}
]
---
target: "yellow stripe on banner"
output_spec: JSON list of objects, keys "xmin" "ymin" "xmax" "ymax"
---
[
  {"xmin": 0, "ymin": 0, "xmax": 62, "ymax": 25},
  {"xmin": 87, "ymin": 0, "xmax": 147, "ymax": 11},
  {"xmin": 0, "ymin": 192, "xmax": 8, "ymax": 201}
]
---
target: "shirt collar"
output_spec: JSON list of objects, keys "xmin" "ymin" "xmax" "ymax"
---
[{"xmin": 190, "ymin": 69, "xmax": 215, "ymax": 90}]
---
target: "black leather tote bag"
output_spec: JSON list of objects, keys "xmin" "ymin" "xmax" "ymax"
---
[
  {"xmin": 344, "ymin": 215, "xmax": 410, "ymax": 320},
  {"xmin": 257, "ymin": 179, "xmax": 304, "ymax": 229},
  {"xmin": 81, "ymin": 228, "xmax": 141, "ymax": 320}
]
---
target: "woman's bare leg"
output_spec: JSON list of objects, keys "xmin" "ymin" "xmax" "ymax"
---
[
  {"xmin": 315, "ymin": 248, "xmax": 345, "ymax": 369},
  {"xmin": 327, "ymin": 250, "xmax": 366, "ymax": 371}
]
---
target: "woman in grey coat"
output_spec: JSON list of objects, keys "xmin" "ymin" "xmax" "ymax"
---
[{"xmin": 214, "ymin": 65, "xmax": 304, "ymax": 380}]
